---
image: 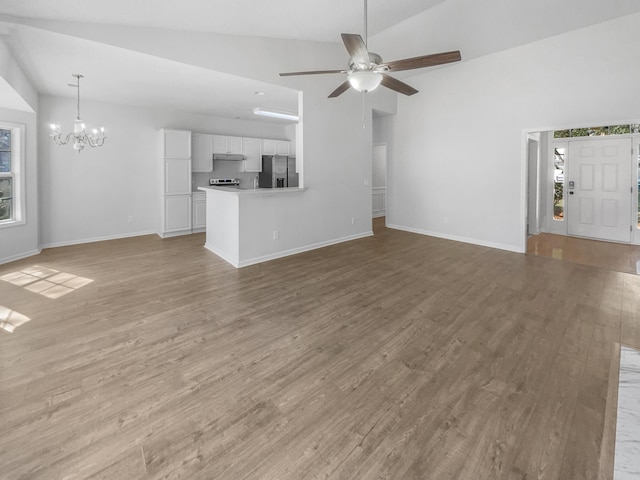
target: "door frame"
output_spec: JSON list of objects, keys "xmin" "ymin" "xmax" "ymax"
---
[
  {"xmin": 526, "ymin": 135, "xmax": 541, "ymax": 236},
  {"xmin": 521, "ymin": 128, "xmax": 640, "ymax": 252}
]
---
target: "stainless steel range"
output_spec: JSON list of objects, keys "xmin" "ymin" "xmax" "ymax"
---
[{"xmin": 209, "ymin": 178, "xmax": 240, "ymax": 186}]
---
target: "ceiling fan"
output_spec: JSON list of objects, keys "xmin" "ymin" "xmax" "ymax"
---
[{"xmin": 279, "ymin": 0, "xmax": 461, "ymax": 98}]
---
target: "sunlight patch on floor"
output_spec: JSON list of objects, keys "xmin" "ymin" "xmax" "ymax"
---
[
  {"xmin": 1, "ymin": 265, "xmax": 93, "ymax": 299},
  {"xmin": 0, "ymin": 305, "xmax": 31, "ymax": 333}
]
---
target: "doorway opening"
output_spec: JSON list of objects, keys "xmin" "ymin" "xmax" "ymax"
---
[
  {"xmin": 525, "ymin": 124, "xmax": 640, "ymax": 274},
  {"xmin": 372, "ymin": 144, "xmax": 387, "ymax": 219},
  {"xmin": 372, "ymin": 109, "xmax": 394, "ymax": 232}
]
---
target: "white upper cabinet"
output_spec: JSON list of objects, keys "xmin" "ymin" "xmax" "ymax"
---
[
  {"xmin": 261, "ymin": 139, "xmax": 276, "ymax": 156},
  {"xmin": 212, "ymin": 135, "xmax": 227, "ymax": 154},
  {"xmin": 276, "ymin": 141, "xmax": 290, "ymax": 156},
  {"xmin": 228, "ymin": 136, "xmax": 243, "ymax": 154},
  {"xmin": 212, "ymin": 135, "xmax": 243, "ymax": 154},
  {"xmin": 163, "ymin": 129, "xmax": 191, "ymax": 158},
  {"xmin": 192, "ymin": 133, "xmax": 213, "ymax": 172},
  {"xmin": 242, "ymin": 137, "xmax": 262, "ymax": 172},
  {"xmin": 261, "ymin": 139, "xmax": 290, "ymax": 156}
]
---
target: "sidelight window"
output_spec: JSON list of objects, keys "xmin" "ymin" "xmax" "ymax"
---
[{"xmin": 553, "ymin": 147, "xmax": 565, "ymax": 221}]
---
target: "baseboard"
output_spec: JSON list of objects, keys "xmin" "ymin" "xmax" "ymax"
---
[
  {"xmin": 158, "ymin": 230, "xmax": 193, "ymax": 239},
  {"xmin": 237, "ymin": 231, "xmax": 374, "ymax": 268},
  {"xmin": 203, "ymin": 242, "xmax": 240, "ymax": 268},
  {"xmin": 40, "ymin": 230, "xmax": 157, "ymax": 249},
  {"xmin": 0, "ymin": 248, "xmax": 42, "ymax": 266},
  {"xmin": 204, "ymin": 231, "xmax": 374, "ymax": 269},
  {"xmin": 386, "ymin": 223, "xmax": 524, "ymax": 254}
]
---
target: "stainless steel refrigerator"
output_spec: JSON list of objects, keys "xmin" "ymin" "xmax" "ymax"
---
[{"xmin": 259, "ymin": 155, "xmax": 298, "ymax": 188}]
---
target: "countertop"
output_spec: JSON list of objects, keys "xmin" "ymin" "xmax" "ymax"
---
[{"xmin": 198, "ymin": 186, "xmax": 306, "ymax": 196}]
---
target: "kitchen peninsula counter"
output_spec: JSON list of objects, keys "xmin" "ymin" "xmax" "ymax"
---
[
  {"xmin": 198, "ymin": 186, "xmax": 305, "ymax": 196},
  {"xmin": 199, "ymin": 185, "xmax": 306, "ymax": 268}
]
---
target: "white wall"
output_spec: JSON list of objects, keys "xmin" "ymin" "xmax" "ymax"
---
[
  {"xmin": 38, "ymin": 95, "xmax": 288, "ymax": 247},
  {"xmin": 0, "ymin": 40, "xmax": 39, "ymax": 264},
  {"xmin": 0, "ymin": 39, "xmax": 38, "ymax": 112},
  {"xmin": 0, "ymin": 107, "xmax": 38, "ymax": 264},
  {"xmin": 388, "ymin": 12, "xmax": 640, "ymax": 252}
]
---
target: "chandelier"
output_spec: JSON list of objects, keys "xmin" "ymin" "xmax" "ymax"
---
[{"xmin": 50, "ymin": 74, "xmax": 106, "ymax": 152}]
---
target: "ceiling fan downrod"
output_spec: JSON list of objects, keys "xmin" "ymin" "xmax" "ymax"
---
[{"xmin": 363, "ymin": 0, "xmax": 368, "ymax": 48}]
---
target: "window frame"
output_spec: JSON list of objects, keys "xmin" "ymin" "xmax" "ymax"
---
[{"xmin": 0, "ymin": 122, "xmax": 25, "ymax": 228}]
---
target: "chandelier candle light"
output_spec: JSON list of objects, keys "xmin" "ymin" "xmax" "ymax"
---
[{"xmin": 50, "ymin": 74, "xmax": 106, "ymax": 152}]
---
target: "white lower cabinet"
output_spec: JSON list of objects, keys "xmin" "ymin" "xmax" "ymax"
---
[
  {"xmin": 163, "ymin": 195, "xmax": 192, "ymax": 234},
  {"xmin": 192, "ymin": 193, "xmax": 206, "ymax": 231}
]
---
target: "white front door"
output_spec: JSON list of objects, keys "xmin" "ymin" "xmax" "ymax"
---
[{"xmin": 567, "ymin": 138, "xmax": 632, "ymax": 243}]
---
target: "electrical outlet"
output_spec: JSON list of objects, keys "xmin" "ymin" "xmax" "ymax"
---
[
  {"xmin": 273, "ymin": 230, "xmax": 279, "ymax": 240},
  {"xmin": 364, "ymin": 178, "xmax": 369, "ymax": 186},
  {"xmin": 127, "ymin": 216, "xmax": 133, "ymax": 223},
  {"xmin": 351, "ymin": 217, "xmax": 356, "ymax": 225}
]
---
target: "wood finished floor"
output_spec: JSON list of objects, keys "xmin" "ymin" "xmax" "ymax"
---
[
  {"xmin": 527, "ymin": 232, "xmax": 640, "ymax": 276},
  {"xmin": 1, "ymin": 218, "xmax": 639, "ymax": 479}
]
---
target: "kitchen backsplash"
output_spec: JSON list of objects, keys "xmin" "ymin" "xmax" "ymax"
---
[{"xmin": 192, "ymin": 160, "xmax": 260, "ymax": 191}]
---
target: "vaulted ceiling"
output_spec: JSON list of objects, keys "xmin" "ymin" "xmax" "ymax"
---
[{"xmin": 1, "ymin": 0, "xmax": 640, "ymax": 121}]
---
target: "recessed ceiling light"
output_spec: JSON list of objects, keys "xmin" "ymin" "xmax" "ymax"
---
[{"xmin": 254, "ymin": 91, "xmax": 265, "ymax": 96}]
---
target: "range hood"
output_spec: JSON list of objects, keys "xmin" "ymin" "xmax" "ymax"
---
[{"xmin": 213, "ymin": 153, "xmax": 245, "ymax": 161}]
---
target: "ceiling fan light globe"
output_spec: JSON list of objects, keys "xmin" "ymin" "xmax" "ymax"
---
[{"xmin": 348, "ymin": 70, "xmax": 382, "ymax": 92}]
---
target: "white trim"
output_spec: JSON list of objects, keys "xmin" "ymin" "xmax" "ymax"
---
[
  {"xmin": 203, "ymin": 242, "xmax": 240, "ymax": 267},
  {"xmin": 205, "ymin": 231, "xmax": 375, "ymax": 268},
  {"xmin": 387, "ymin": 223, "xmax": 524, "ymax": 254},
  {"xmin": 158, "ymin": 229, "xmax": 192, "ymax": 239},
  {"xmin": 0, "ymin": 122, "xmax": 26, "ymax": 227},
  {"xmin": 519, "ymin": 131, "xmax": 528, "ymax": 250},
  {"xmin": 40, "ymin": 230, "xmax": 157, "ymax": 249},
  {"xmin": 634, "ymin": 138, "xmax": 640, "ymax": 245},
  {"xmin": 0, "ymin": 248, "xmax": 41, "ymax": 266}
]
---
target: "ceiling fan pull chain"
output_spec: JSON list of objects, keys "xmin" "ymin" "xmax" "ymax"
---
[{"xmin": 362, "ymin": 90, "xmax": 366, "ymax": 129}]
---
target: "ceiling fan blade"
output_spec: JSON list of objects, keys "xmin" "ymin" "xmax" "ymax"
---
[
  {"xmin": 328, "ymin": 81, "xmax": 351, "ymax": 98},
  {"xmin": 341, "ymin": 33, "xmax": 370, "ymax": 66},
  {"xmin": 380, "ymin": 74, "xmax": 418, "ymax": 96},
  {"xmin": 385, "ymin": 50, "xmax": 461, "ymax": 72},
  {"xmin": 279, "ymin": 69, "xmax": 344, "ymax": 77}
]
